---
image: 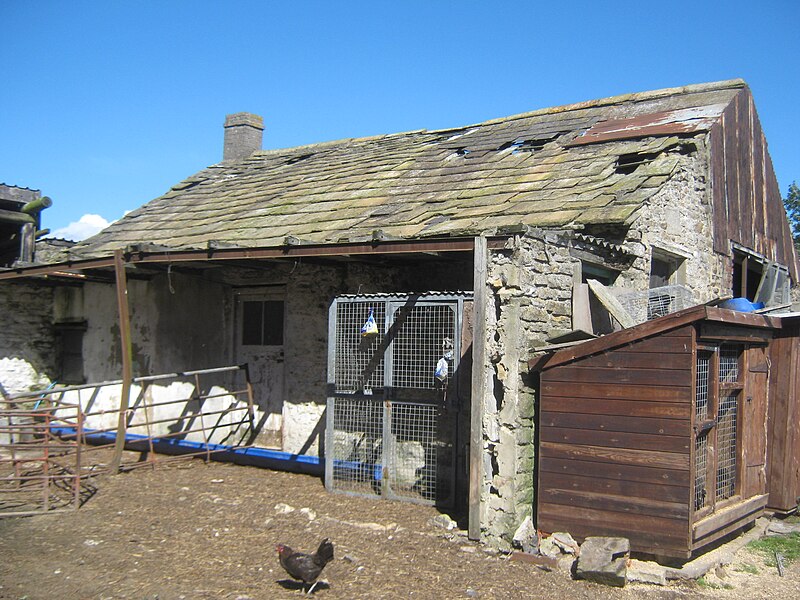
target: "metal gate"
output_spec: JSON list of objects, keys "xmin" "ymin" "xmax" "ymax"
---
[{"xmin": 325, "ymin": 293, "xmax": 468, "ymax": 506}]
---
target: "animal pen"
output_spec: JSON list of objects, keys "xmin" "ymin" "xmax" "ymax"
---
[
  {"xmin": 534, "ymin": 305, "xmax": 794, "ymax": 559},
  {"xmin": 325, "ymin": 293, "xmax": 472, "ymax": 508},
  {"xmin": 0, "ymin": 365, "xmax": 255, "ymax": 516}
]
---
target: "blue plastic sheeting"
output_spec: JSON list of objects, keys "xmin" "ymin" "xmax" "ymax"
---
[{"xmin": 50, "ymin": 426, "xmax": 323, "ymax": 476}]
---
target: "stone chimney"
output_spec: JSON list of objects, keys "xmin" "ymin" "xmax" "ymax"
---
[{"xmin": 223, "ymin": 113, "xmax": 264, "ymax": 161}]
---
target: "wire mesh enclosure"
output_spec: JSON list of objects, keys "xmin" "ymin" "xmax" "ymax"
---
[
  {"xmin": 616, "ymin": 285, "xmax": 694, "ymax": 324},
  {"xmin": 693, "ymin": 344, "xmax": 743, "ymax": 517},
  {"xmin": 326, "ymin": 293, "xmax": 469, "ymax": 506}
]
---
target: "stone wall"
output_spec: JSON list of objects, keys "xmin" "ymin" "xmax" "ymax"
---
[
  {"xmin": 622, "ymin": 143, "xmax": 727, "ymax": 302},
  {"xmin": 479, "ymin": 231, "xmax": 577, "ymax": 548},
  {"xmin": 0, "ymin": 280, "xmax": 56, "ymax": 395},
  {"xmin": 474, "ymin": 153, "xmax": 746, "ymax": 548}
]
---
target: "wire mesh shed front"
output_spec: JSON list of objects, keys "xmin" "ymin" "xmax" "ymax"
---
[
  {"xmin": 325, "ymin": 292, "xmax": 471, "ymax": 507},
  {"xmin": 534, "ymin": 305, "xmax": 780, "ymax": 559}
]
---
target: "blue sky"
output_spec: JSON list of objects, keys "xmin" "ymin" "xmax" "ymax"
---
[{"xmin": 2, "ymin": 1, "xmax": 798, "ymax": 240}]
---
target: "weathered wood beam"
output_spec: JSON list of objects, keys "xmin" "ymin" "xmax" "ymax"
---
[
  {"xmin": 469, "ymin": 235, "xmax": 488, "ymax": 541},
  {"xmin": 109, "ymin": 249, "xmax": 133, "ymax": 475}
]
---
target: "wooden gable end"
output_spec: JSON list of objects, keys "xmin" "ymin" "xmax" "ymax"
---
[{"xmin": 709, "ymin": 86, "xmax": 799, "ymax": 281}]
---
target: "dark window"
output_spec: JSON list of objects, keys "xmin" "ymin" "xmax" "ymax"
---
[
  {"xmin": 55, "ymin": 322, "xmax": 86, "ymax": 384},
  {"xmin": 732, "ymin": 250, "xmax": 764, "ymax": 301},
  {"xmin": 242, "ymin": 300, "xmax": 284, "ymax": 346}
]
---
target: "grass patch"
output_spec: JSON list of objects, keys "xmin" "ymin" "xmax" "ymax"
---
[
  {"xmin": 734, "ymin": 562, "xmax": 759, "ymax": 575},
  {"xmin": 696, "ymin": 576, "xmax": 733, "ymax": 590},
  {"xmin": 747, "ymin": 532, "xmax": 800, "ymax": 566}
]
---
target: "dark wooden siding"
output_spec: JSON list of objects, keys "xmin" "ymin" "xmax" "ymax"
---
[
  {"xmin": 709, "ymin": 87, "xmax": 799, "ymax": 281},
  {"xmin": 767, "ymin": 322, "xmax": 800, "ymax": 511},
  {"xmin": 538, "ymin": 326, "xmax": 693, "ymax": 556}
]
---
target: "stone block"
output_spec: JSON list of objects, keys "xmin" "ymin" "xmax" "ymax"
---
[
  {"xmin": 575, "ymin": 537, "xmax": 630, "ymax": 588},
  {"xmin": 512, "ymin": 516, "xmax": 538, "ymax": 553}
]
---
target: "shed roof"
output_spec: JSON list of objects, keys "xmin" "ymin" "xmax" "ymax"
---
[
  {"xmin": 71, "ymin": 80, "xmax": 745, "ymax": 259},
  {"xmin": 531, "ymin": 304, "xmax": 784, "ymax": 371}
]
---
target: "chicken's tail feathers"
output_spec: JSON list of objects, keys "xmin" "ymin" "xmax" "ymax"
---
[{"xmin": 316, "ymin": 538, "xmax": 334, "ymax": 565}]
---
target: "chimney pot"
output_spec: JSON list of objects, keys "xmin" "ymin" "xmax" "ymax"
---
[{"xmin": 223, "ymin": 112, "xmax": 264, "ymax": 161}]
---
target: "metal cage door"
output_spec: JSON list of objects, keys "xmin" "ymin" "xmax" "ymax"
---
[{"xmin": 325, "ymin": 295, "xmax": 463, "ymax": 507}]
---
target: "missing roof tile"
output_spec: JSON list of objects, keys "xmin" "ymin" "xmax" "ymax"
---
[
  {"xmin": 497, "ymin": 133, "xmax": 562, "ymax": 155},
  {"xmin": 615, "ymin": 151, "xmax": 661, "ymax": 175},
  {"xmin": 286, "ymin": 153, "xmax": 314, "ymax": 165}
]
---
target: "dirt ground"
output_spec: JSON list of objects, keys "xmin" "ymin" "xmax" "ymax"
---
[{"xmin": 1, "ymin": 456, "xmax": 799, "ymax": 600}]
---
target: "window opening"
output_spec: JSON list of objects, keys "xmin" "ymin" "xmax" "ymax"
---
[
  {"xmin": 241, "ymin": 300, "xmax": 284, "ymax": 346},
  {"xmin": 732, "ymin": 249, "xmax": 763, "ymax": 301},
  {"xmin": 55, "ymin": 322, "xmax": 87, "ymax": 385}
]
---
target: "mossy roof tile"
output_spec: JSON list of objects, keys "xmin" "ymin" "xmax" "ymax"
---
[{"xmin": 71, "ymin": 80, "xmax": 741, "ymax": 257}]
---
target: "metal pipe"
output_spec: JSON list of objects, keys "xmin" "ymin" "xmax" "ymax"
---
[{"xmin": 21, "ymin": 196, "xmax": 52, "ymax": 215}]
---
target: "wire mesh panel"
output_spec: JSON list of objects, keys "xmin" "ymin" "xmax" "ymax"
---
[
  {"xmin": 694, "ymin": 350, "xmax": 712, "ymax": 511},
  {"xmin": 327, "ymin": 294, "xmax": 465, "ymax": 507},
  {"xmin": 719, "ymin": 346, "xmax": 740, "ymax": 383},
  {"xmin": 329, "ymin": 398, "xmax": 384, "ymax": 497},
  {"xmin": 695, "ymin": 351, "xmax": 711, "ymax": 422},
  {"xmin": 715, "ymin": 392, "xmax": 739, "ymax": 502},
  {"xmin": 616, "ymin": 285, "xmax": 694, "ymax": 324},
  {"xmin": 386, "ymin": 402, "xmax": 445, "ymax": 504},
  {"xmin": 333, "ymin": 302, "xmax": 386, "ymax": 393},
  {"xmin": 391, "ymin": 304, "xmax": 456, "ymax": 389},
  {"xmin": 694, "ymin": 433, "xmax": 709, "ymax": 511}
]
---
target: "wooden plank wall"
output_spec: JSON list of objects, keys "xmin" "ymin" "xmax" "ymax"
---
[
  {"xmin": 538, "ymin": 326, "xmax": 694, "ymax": 557},
  {"xmin": 709, "ymin": 87, "xmax": 799, "ymax": 282},
  {"xmin": 766, "ymin": 323, "xmax": 800, "ymax": 511}
]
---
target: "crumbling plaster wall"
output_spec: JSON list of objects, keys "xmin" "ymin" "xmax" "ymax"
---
[
  {"xmin": 479, "ymin": 231, "xmax": 576, "ymax": 549},
  {"xmin": 0, "ymin": 281, "xmax": 56, "ymax": 395},
  {"xmin": 80, "ymin": 273, "xmax": 230, "ymax": 383}
]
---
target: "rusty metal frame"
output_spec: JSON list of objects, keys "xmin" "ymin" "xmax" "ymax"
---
[
  {"xmin": 2, "ymin": 365, "xmax": 255, "ymax": 517},
  {"xmin": 0, "ymin": 236, "xmax": 510, "ymax": 282}
]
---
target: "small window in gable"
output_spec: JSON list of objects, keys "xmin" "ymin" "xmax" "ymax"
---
[{"xmin": 650, "ymin": 250, "xmax": 685, "ymax": 288}]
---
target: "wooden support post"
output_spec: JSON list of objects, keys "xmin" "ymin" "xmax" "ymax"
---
[
  {"xmin": 109, "ymin": 249, "xmax": 133, "ymax": 474},
  {"xmin": 20, "ymin": 223, "xmax": 36, "ymax": 263},
  {"xmin": 469, "ymin": 236, "xmax": 488, "ymax": 540}
]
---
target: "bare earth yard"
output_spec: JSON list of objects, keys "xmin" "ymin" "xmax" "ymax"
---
[{"xmin": 1, "ymin": 457, "xmax": 799, "ymax": 599}]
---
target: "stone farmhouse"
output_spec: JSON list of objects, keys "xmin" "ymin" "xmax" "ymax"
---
[{"xmin": 1, "ymin": 79, "xmax": 797, "ymax": 553}]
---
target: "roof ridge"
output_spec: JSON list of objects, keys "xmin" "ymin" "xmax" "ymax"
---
[
  {"xmin": 475, "ymin": 79, "xmax": 746, "ymax": 127},
  {"xmin": 248, "ymin": 128, "xmax": 431, "ymax": 158},
  {"xmin": 231, "ymin": 79, "xmax": 746, "ymax": 156}
]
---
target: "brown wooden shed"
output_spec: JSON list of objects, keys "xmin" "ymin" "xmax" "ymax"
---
[{"xmin": 533, "ymin": 305, "xmax": 787, "ymax": 559}]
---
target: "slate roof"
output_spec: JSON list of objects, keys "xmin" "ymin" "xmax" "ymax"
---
[{"xmin": 71, "ymin": 80, "xmax": 745, "ymax": 258}]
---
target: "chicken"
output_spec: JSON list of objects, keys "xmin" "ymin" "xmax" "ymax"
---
[{"xmin": 276, "ymin": 538, "xmax": 334, "ymax": 594}]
